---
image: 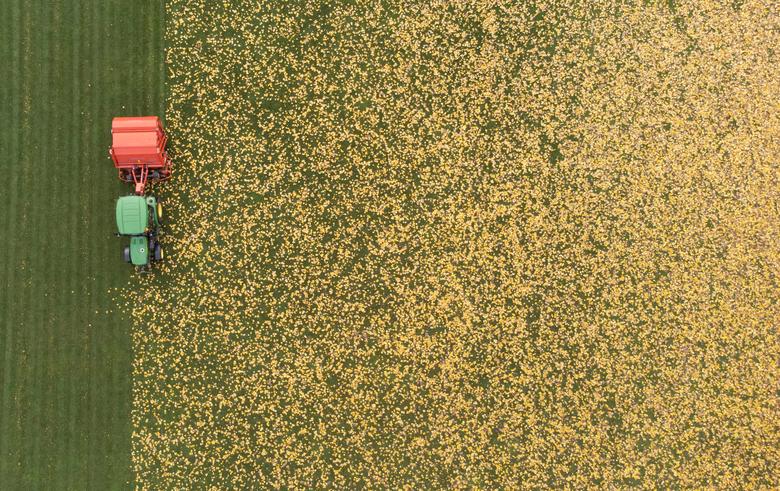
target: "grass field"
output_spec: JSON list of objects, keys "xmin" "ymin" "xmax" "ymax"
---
[
  {"xmin": 0, "ymin": 1, "xmax": 163, "ymax": 488},
  {"xmin": 130, "ymin": 0, "xmax": 778, "ymax": 488},
  {"xmin": 1, "ymin": 0, "xmax": 778, "ymax": 488}
]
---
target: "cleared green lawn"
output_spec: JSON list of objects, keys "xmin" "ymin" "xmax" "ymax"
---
[{"xmin": 0, "ymin": 1, "xmax": 164, "ymax": 488}]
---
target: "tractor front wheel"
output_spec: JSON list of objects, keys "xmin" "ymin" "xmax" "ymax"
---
[
  {"xmin": 156, "ymin": 202, "xmax": 163, "ymax": 222},
  {"xmin": 154, "ymin": 243, "xmax": 163, "ymax": 261},
  {"xmin": 123, "ymin": 246, "xmax": 131, "ymax": 263}
]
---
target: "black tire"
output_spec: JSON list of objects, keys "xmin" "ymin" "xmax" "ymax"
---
[
  {"xmin": 123, "ymin": 246, "xmax": 131, "ymax": 263},
  {"xmin": 154, "ymin": 243, "xmax": 163, "ymax": 261}
]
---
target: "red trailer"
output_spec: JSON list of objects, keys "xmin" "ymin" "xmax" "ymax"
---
[{"xmin": 109, "ymin": 116, "xmax": 172, "ymax": 195}]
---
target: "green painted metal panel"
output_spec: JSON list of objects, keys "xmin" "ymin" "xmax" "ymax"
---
[
  {"xmin": 115, "ymin": 196, "xmax": 148, "ymax": 235},
  {"xmin": 129, "ymin": 236, "xmax": 149, "ymax": 266}
]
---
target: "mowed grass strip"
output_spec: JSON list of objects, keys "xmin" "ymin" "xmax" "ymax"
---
[{"xmin": 0, "ymin": 1, "xmax": 164, "ymax": 488}]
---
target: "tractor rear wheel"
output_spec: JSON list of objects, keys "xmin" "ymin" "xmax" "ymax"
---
[
  {"xmin": 123, "ymin": 246, "xmax": 131, "ymax": 263},
  {"xmin": 154, "ymin": 243, "xmax": 163, "ymax": 261}
]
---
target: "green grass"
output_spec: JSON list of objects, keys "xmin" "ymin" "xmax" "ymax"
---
[{"xmin": 0, "ymin": 1, "xmax": 164, "ymax": 488}]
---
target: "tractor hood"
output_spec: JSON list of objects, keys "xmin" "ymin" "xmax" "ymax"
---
[
  {"xmin": 129, "ymin": 236, "xmax": 149, "ymax": 266},
  {"xmin": 116, "ymin": 196, "xmax": 148, "ymax": 235}
]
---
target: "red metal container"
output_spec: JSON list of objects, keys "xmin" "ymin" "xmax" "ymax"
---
[{"xmin": 110, "ymin": 116, "xmax": 172, "ymax": 194}]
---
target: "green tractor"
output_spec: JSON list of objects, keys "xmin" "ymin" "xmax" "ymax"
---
[{"xmin": 115, "ymin": 196, "xmax": 164, "ymax": 269}]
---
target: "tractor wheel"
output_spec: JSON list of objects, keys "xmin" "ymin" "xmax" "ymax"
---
[
  {"xmin": 156, "ymin": 202, "xmax": 164, "ymax": 222},
  {"xmin": 154, "ymin": 243, "xmax": 163, "ymax": 261},
  {"xmin": 123, "ymin": 246, "xmax": 131, "ymax": 263}
]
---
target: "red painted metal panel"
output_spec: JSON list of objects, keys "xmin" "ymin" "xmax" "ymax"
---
[
  {"xmin": 110, "ymin": 117, "xmax": 167, "ymax": 168},
  {"xmin": 109, "ymin": 116, "xmax": 172, "ymax": 194},
  {"xmin": 112, "ymin": 116, "xmax": 162, "ymax": 133}
]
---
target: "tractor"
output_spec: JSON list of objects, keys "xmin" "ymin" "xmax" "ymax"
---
[
  {"xmin": 110, "ymin": 116, "xmax": 171, "ymax": 270},
  {"xmin": 116, "ymin": 195, "xmax": 164, "ymax": 266}
]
